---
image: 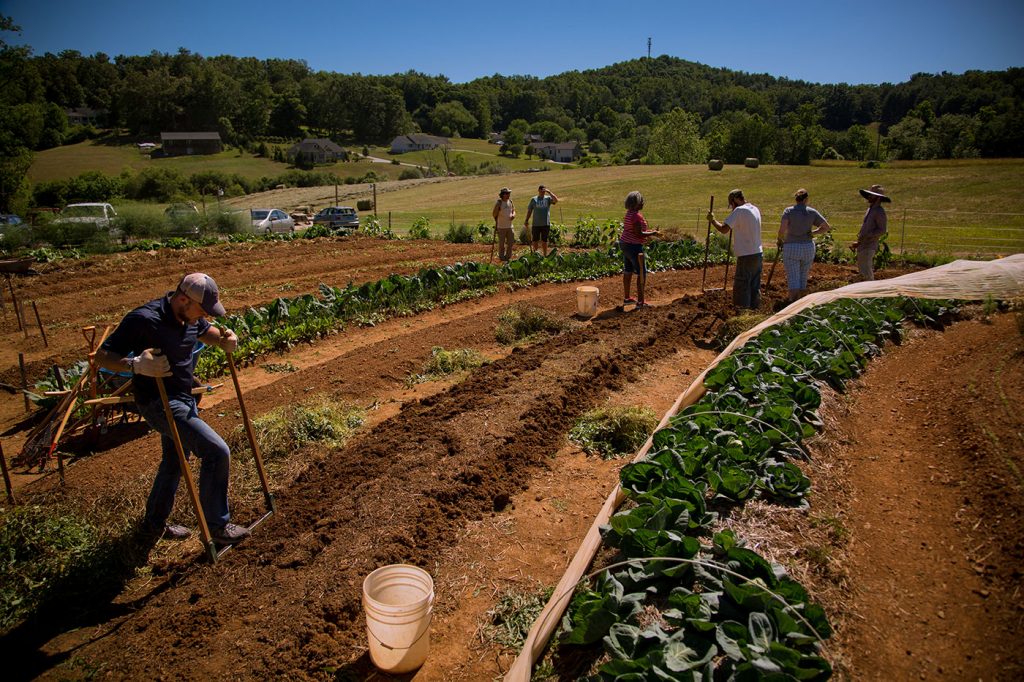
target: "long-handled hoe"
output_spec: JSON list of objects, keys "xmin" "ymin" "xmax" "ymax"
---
[
  {"xmin": 488, "ymin": 220, "xmax": 497, "ymax": 264},
  {"xmin": 156, "ymin": 351, "xmax": 275, "ymax": 563},
  {"xmin": 700, "ymin": 196, "xmax": 716, "ymax": 292},
  {"xmin": 764, "ymin": 246, "xmax": 781, "ymax": 290},
  {"xmin": 722, "ymin": 231, "xmax": 733, "ymax": 293},
  {"xmin": 156, "ymin": 377, "xmax": 218, "ymax": 563}
]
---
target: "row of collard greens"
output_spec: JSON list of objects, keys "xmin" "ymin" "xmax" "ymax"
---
[{"xmin": 558, "ymin": 297, "xmax": 960, "ymax": 680}]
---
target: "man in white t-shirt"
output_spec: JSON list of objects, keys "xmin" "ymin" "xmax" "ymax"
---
[{"xmin": 708, "ymin": 188, "xmax": 763, "ymax": 309}]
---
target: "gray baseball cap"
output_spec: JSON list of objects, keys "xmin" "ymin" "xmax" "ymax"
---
[{"xmin": 178, "ymin": 273, "xmax": 226, "ymax": 317}]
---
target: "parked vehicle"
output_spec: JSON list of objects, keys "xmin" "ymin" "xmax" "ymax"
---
[
  {"xmin": 0, "ymin": 214, "xmax": 28, "ymax": 245},
  {"xmin": 250, "ymin": 208, "xmax": 295, "ymax": 234},
  {"xmin": 165, "ymin": 202, "xmax": 201, "ymax": 235},
  {"xmin": 312, "ymin": 206, "xmax": 360, "ymax": 233},
  {"xmin": 60, "ymin": 203, "xmax": 118, "ymax": 229}
]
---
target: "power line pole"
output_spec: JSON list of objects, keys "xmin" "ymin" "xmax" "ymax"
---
[{"xmin": 647, "ymin": 37, "xmax": 652, "ymax": 59}]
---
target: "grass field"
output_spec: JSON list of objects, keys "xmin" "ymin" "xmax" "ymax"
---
[
  {"xmin": 364, "ymin": 138, "xmax": 566, "ymax": 172},
  {"xmin": 27, "ymin": 140, "xmax": 402, "ymax": 183},
  {"xmin": 26, "ymin": 140, "xmax": 1024, "ymax": 255},
  {"xmin": 28, "ymin": 136, "xmax": 566, "ymax": 185},
  {"xmin": 358, "ymin": 160, "xmax": 1024, "ymax": 255}
]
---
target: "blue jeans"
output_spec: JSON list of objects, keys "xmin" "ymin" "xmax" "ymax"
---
[
  {"xmin": 733, "ymin": 253, "xmax": 763, "ymax": 309},
  {"xmin": 138, "ymin": 396, "xmax": 231, "ymax": 532}
]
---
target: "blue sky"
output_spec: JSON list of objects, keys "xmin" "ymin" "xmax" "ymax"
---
[{"xmin": 3, "ymin": 0, "xmax": 1022, "ymax": 85}]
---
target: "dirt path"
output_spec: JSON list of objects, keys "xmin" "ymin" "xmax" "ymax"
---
[{"xmin": 820, "ymin": 315, "xmax": 1024, "ymax": 679}]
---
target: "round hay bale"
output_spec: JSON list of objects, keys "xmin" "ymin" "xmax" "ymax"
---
[
  {"xmin": 708, "ymin": 159, "xmax": 724, "ymax": 171},
  {"xmin": 744, "ymin": 157, "xmax": 759, "ymax": 168}
]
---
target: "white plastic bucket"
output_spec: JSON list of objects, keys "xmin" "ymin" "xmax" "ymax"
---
[
  {"xmin": 576, "ymin": 286, "xmax": 599, "ymax": 317},
  {"xmin": 362, "ymin": 564, "xmax": 434, "ymax": 673}
]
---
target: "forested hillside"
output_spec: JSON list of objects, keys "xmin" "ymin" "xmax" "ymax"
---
[{"xmin": 2, "ymin": 12, "xmax": 1022, "ymax": 211}]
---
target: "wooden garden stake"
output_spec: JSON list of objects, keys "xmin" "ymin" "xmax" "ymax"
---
[
  {"xmin": 18, "ymin": 353, "xmax": 29, "ymax": 412},
  {"xmin": 0, "ymin": 441, "xmax": 15, "ymax": 504},
  {"xmin": 6, "ymin": 275, "xmax": 22, "ymax": 331},
  {"xmin": 32, "ymin": 301, "xmax": 48, "ymax": 347}
]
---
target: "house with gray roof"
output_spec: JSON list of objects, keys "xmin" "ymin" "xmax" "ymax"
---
[
  {"xmin": 389, "ymin": 134, "xmax": 450, "ymax": 154},
  {"xmin": 287, "ymin": 138, "xmax": 347, "ymax": 164},
  {"xmin": 530, "ymin": 141, "xmax": 582, "ymax": 163}
]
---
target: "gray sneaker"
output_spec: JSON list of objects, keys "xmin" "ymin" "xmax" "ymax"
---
[
  {"xmin": 162, "ymin": 524, "xmax": 191, "ymax": 540},
  {"xmin": 211, "ymin": 523, "xmax": 251, "ymax": 546}
]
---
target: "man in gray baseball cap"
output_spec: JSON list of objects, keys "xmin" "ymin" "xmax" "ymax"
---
[{"xmin": 96, "ymin": 273, "xmax": 249, "ymax": 546}]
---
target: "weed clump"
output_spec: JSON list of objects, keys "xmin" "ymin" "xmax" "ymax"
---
[
  {"xmin": 478, "ymin": 586, "xmax": 553, "ymax": 649},
  {"xmin": 407, "ymin": 346, "xmax": 488, "ymax": 385},
  {"xmin": 0, "ymin": 504, "xmax": 132, "ymax": 632},
  {"xmin": 714, "ymin": 312, "xmax": 769, "ymax": 347},
  {"xmin": 230, "ymin": 395, "xmax": 364, "ymax": 463},
  {"xmin": 495, "ymin": 304, "xmax": 568, "ymax": 345},
  {"xmin": 569, "ymin": 406, "xmax": 659, "ymax": 459}
]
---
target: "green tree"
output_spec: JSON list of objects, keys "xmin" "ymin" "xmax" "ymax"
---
[
  {"xmin": 530, "ymin": 120, "xmax": 567, "ymax": 142},
  {"xmin": 430, "ymin": 100, "xmax": 477, "ymax": 137},
  {"xmin": 646, "ymin": 108, "xmax": 708, "ymax": 164},
  {"xmin": 724, "ymin": 113, "xmax": 775, "ymax": 164},
  {"xmin": 845, "ymin": 124, "xmax": 873, "ymax": 160}
]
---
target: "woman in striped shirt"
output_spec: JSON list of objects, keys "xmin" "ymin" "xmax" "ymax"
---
[{"xmin": 619, "ymin": 191, "xmax": 660, "ymax": 309}]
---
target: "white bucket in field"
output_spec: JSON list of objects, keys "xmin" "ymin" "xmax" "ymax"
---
[
  {"xmin": 576, "ymin": 286, "xmax": 599, "ymax": 317},
  {"xmin": 362, "ymin": 564, "xmax": 434, "ymax": 674}
]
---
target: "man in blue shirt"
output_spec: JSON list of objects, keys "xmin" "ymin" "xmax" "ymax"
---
[
  {"xmin": 96, "ymin": 273, "xmax": 249, "ymax": 545},
  {"xmin": 523, "ymin": 184, "xmax": 560, "ymax": 256}
]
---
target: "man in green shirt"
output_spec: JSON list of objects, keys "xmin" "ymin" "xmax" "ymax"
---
[{"xmin": 523, "ymin": 185, "xmax": 560, "ymax": 256}]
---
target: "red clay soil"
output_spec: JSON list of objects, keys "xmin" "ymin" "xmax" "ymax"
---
[
  {"xmin": 822, "ymin": 314, "xmax": 1024, "ymax": 680},
  {"xmin": 5, "ymin": 238, "xmax": 1018, "ymax": 680},
  {"xmin": 0, "ymin": 235, "xmax": 489, "ymax": 388}
]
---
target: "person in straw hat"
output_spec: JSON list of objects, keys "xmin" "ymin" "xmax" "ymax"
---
[
  {"xmin": 778, "ymin": 188, "xmax": 831, "ymax": 302},
  {"xmin": 492, "ymin": 187, "xmax": 516, "ymax": 262},
  {"xmin": 851, "ymin": 184, "xmax": 890, "ymax": 281}
]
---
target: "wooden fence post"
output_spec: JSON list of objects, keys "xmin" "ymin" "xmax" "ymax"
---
[
  {"xmin": 32, "ymin": 302, "xmax": 48, "ymax": 347},
  {"xmin": 0, "ymin": 441, "xmax": 15, "ymax": 504},
  {"xmin": 900, "ymin": 208, "xmax": 907, "ymax": 259},
  {"xmin": 18, "ymin": 353, "xmax": 29, "ymax": 412}
]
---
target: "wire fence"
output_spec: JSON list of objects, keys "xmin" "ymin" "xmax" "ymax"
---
[{"xmin": 375, "ymin": 207, "xmax": 1024, "ymax": 257}]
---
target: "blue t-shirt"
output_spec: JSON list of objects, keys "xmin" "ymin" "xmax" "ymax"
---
[
  {"xmin": 101, "ymin": 295, "xmax": 211, "ymax": 404},
  {"xmin": 527, "ymin": 195, "xmax": 554, "ymax": 226},
  {"xmin": 781, "ymin": 204, "xmax": 825, "ymax": 244}
]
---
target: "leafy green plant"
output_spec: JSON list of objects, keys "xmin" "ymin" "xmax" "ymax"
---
[
  {"xmin": 408, "ymin": 216, "xmax": 432, "ymax": 240},
  {"xmin": 569, "ymin": 406, "xmax": 658, "ymax": 459},
  {"xmin": 359, "ymin": 214, "xmax": 396, "ymax": 239},
  {"xmin": 0, "ymin": 505, "xmax": 99, "ymax": 630},
  {"xmin": 303, "ymin": 223, "xmax": 331, "ymax": 239},
  {"xmin": 444, "ymin": 222, "xmax": 477, "ymax": 243},
  {"xmin": 572, "ymin": 215, "xmax": 622, "ymax": 248}
]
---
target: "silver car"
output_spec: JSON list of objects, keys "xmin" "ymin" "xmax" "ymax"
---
[{"xmin": 251, "ymin": 208, "xmax": 295, "ymax": 234}]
